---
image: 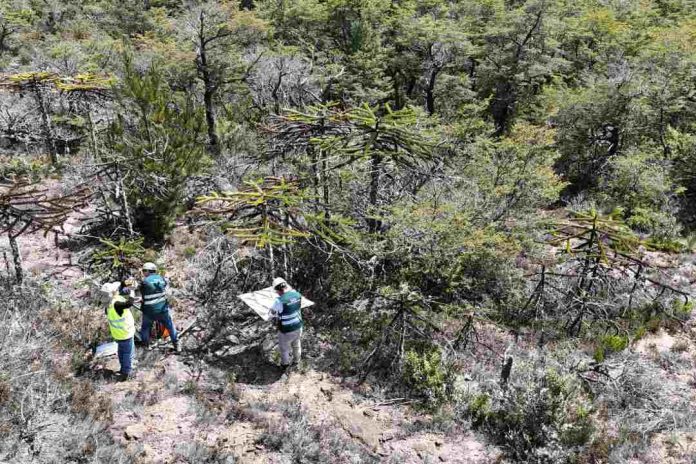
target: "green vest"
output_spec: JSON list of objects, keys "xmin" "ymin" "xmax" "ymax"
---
[
  {"xmin": 277, "ymin": 290, "xmax": 303, "ymax": 333},
  {"xmin": 107, "ymin": 295, "xmax": 135, "ymax": 340},
  {"xmin": 141, "ymin": 274, "xmax": 168, "ymax": 314}
]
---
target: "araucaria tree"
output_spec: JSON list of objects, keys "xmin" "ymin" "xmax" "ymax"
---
[
  {"xmin": 104, "ymin": 59, "xmax": 210, "ymax": 243},
  {"xmin": 0, "ymin": 179, "xmax": 89, "ymax": 282}
]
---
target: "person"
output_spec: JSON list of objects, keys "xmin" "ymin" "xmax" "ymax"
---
[
  {"xmin": 105, "ymin": 282, "xmax": 136, "ymax": 381},
  {"xmin": 268, "ymin": 277, "xmax": 303, "ymax": 369},
  {"xmin": 138, "ymin": 262, "xmax": 179, "ymax": 353}
]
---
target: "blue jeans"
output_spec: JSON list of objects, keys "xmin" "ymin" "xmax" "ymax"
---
[
  {"xmin": 117, "ymin": 338, "xmax": 134, "ymax": 375},
  {"xmin": 140, "ymin": 309, "xmax": 178, "ymax": 344}
]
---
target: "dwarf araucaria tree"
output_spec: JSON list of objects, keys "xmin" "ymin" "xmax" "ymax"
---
[{"xmin": 0, "ymin": 179, "xmax": 90, "ymax": 283}]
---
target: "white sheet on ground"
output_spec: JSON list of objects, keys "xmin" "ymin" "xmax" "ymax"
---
[
  {"xmin": 95, "ymin": 341, "xmax": 118, "ymax": 358},
  {"xmin": 237, "ymin": 286, "xmax": 314, "ymax": 321}
]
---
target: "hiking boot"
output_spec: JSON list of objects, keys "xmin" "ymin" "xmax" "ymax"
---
[
  {"xmin": 279, "ymin": 365, "xmax": 291, "ymax": 381},
  {"xmin": 291, "ymin": 360, "xmax": 304, "ymax": 372}
]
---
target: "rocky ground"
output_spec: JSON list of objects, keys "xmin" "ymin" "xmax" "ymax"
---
[
  {"xmin": 5, "ymin": 181, "xmax": 696, "ymax": 463},
  {"xmin": 7, "ymin": 211, "xmax": 501, "ymax": 464}
]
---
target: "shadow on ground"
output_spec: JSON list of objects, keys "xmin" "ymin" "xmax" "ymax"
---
[{"xmin": 207, "ymin": 344, "xmax": 285, "ymax": 385}]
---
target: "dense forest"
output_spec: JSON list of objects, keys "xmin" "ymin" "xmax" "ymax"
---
[{"xmin": 1, "ymin": 0, "xmax": 696, "ymax": 463}]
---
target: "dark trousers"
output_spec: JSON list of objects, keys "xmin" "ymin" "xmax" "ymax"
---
[
  {"xmin": 116, "ymin": 337, "xmax": 134, "ymax": 375},
  {"xmin": 140, "ymin": 309, "xmax": 178, "ymax": 344}
]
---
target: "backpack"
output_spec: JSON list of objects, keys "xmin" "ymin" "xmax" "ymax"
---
[{"xmin": 150, "ymin": 320, "xmax": 170, "ymax": 340}]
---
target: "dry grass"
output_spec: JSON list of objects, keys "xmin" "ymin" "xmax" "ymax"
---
[
  {"xmin": 0, "ymin": 278, "xmax": 130, "ymax": 463},
  {"xmin": 256, "ymin": 398, "xmax": 379, "ymax": 464},
  {"xmin": 70, "ymin": 379, "xmax": 114, "ymax": 420}
]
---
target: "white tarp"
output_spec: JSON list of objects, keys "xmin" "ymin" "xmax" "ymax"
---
[
  {"xmin": 94, "ymin": 341, "xmax": 118, "ymax": 358},
  {"xmin": 237, "ymin": 286, "xmax": 314, "ymax": 321}
]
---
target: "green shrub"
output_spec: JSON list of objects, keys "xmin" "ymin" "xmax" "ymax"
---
[
  {"xmin": 672, "ymin": 300, "xmax": 693, "ymax": 319},
  {"xmin": 0, "ymin": 157, "xmax": 56, "ymax": 181},
  {"xmin": 633, "ymin": 325, "xmax": 647, "ymax": 340},
  {"xmin": 468, "ymin": 393, "xmax": 491, "ymax": 426},
  {"xmin": 624, "ymin": 207, "xmax": 679, "ymax": 239},
  {"xmin": 90, "ymin": 236, "xmax": 148, "ymax": 279},
  {"xmin": 464, "ymin": 365, "xmax": 595, "ymax": 463},
  {"xmin": 402, "ymin": 346, "xmax": 449, "ymax": 406},
  {"xmin": 645, "ymin": 236, "xmax": 686, "ymax": 253},
  {"xmin": 602, "ymin": 334, "xmax": 628, "ymax": 352},
  {"xmin": 594, "ymin": 335, "xmax": 628, "ymax": 362},
  {"xmin": 107, "ymin": 58, "xmax": 210, "ymax": 243},
  {"xmin": 183, "ymin": 246, "xmax": 197, "ymax": 258}
]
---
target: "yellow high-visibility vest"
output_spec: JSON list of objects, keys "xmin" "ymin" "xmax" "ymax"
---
[{"xmin": 106, "ymin": 295, "xmax": 135, "ymax": 340}]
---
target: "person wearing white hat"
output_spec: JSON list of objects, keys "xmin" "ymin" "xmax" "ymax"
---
[
  {"xmin": 138, "ymin": 262, "xmax": 179, "ymax": 353},
  {"xmin": 268, "ymin": 277, "xmax": 303, "ymax": 369},
  {"xmin": 104, "ymin": 281, "xmax": 136, "ymax": 380}
]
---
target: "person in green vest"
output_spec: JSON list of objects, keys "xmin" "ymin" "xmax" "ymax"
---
[
  {"xmin": 138, "ymin": 262, "xmax": 179, "ymax": 353},
  {"xmin": 268, "ymin": 277, "xmax": 303, "ymax": 369},
  {"xmin": 105, "ymin": 282, "xmax": 136, "ymax": 381}
]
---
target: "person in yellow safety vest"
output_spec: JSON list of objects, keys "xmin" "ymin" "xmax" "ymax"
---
[{"xmin": 105, "ymin": 282, "xmax": 136, "ymax": 381}]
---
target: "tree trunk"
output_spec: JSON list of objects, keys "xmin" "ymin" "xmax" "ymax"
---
[
  {"xmin": 0, "ymin": 24, "xmax": 12, "ymax": 54},
  {"xmin": 310, "ymin": 148, "xmax": 319, "ymax": 206},
  {"xmin": 31, "ymin": 80, "xmax": 58, "ymax": 164},
  {"xmin": 500, "ymin": 355, "xmax": 513, "ymax": 386},
  {"xmin": 322, "ymin": 157, "xmax": 330, "ymax": 219},
  {"xmin": 202, "ymin": 80, "xmax": 220, "ymax": 156},
  {"xmin": 468, "ymin": 57, "xmax": 477, "ymax": 90},
  {"xmin": 367, "ymin": 154, "xmax": 381, "ymax": 233},
  {"xmin": 198, "ymin": 12, "xmax": 221, "ymax": 157},
  {"xmin": 116, "ymin": 167, "xmax": 135, "ymax": 236},
  {"xmin": 3, "ymin": 250, "xmax": 11, "ymax": 280},
  {"xmin": 491, "ymin": 79, "xmax": 516, "ymax": 137},
  {"xmin": 87, "ymin": 110, "xmax": 134, "ymax": 236},
  {"xmin": 425, "ymin": 68, "xmax": 441, "ymax": 115},
  {"xmin": 8, "ymin": 233, "xmax": 22, "ymax": 284},
  {"xmin": 392, "ymin": 72, "xmax": 403, "ymax": 110}
]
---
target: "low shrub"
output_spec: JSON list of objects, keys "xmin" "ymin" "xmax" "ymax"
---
[
  {"xmin": 174, "ymin": 441, "xmax": 235, "ymax": 464},
  {"xmin": 402, "ymin": 346, "xmax": 450, "ymax": 407},
  {"xmin": 593, "ymin": 334, "xmax": 629, "ymax": 362},
  {"xmin": 0, "ymin": 278, "xmax": 129, "ymax": 463},
  {"xmin": 70, "ymin": 380, "xmax": 113, "ymax": 421},
  {"xmin": 257, "ymin": 399, "xmax": 378, "ymax": 463},
  {"xmin": 463, "ymin": 362, "xmax": 595, "ymax": 463}
]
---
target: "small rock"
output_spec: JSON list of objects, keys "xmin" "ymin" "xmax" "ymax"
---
[
  {"xmin": 124, "ymin": 424, "xmax": 145, "ymax": 440},
  {"xmin": 363, "ymin": 409, "xmax": 374, "ymax": 417},
  {"xmin": 439, "ymin": 456, "xmax": 447, "ymax": 462},
  {"xmin": 320, "ymin": 387, "xmax": 334, "ymax": 401},
  {"xmin": 435, "ymin": 439, "xmax": 443, "ymax": 447}
]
